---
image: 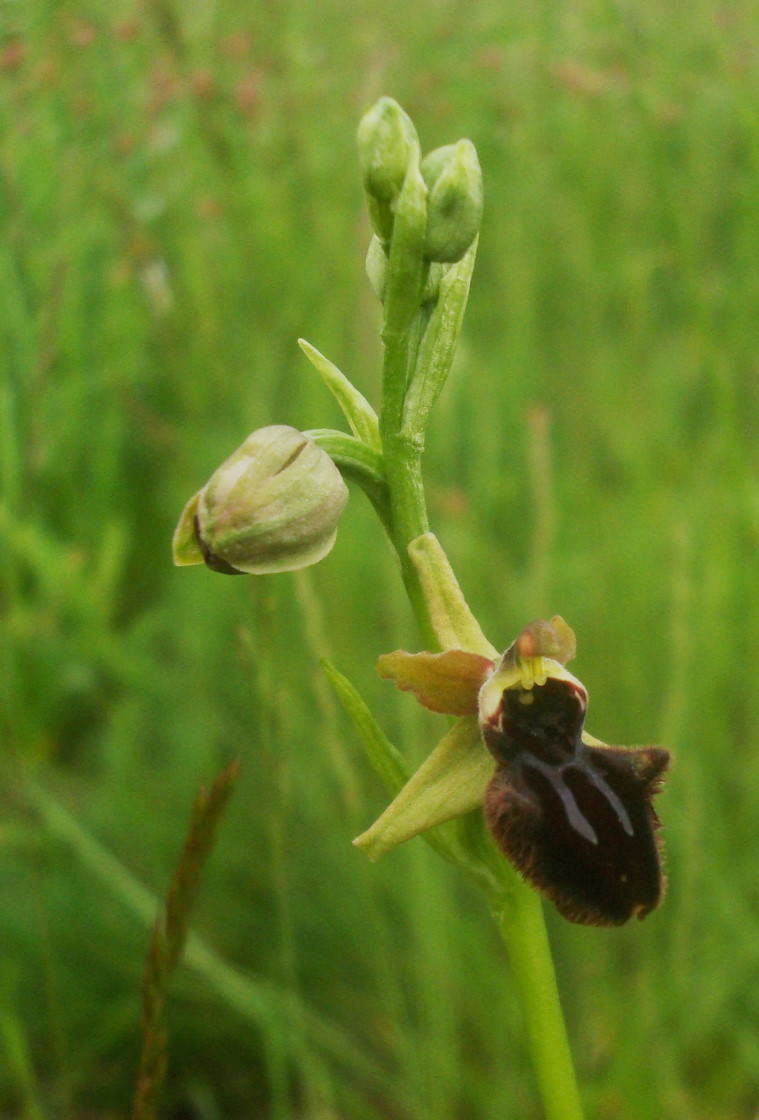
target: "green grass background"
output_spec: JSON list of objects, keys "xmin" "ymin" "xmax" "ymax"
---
[{"xmin": 2, "ymin": 0, "xmax": 759, "ymax": 1116}]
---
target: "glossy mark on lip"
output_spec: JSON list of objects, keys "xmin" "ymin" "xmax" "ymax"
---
[{"xmin": 481, "ymin": 674, "xmax": 670, "ymax": 927}]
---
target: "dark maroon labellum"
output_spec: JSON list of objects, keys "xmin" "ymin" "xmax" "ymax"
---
[{"xmin": 482, "ymin": 676, "xmax": 670, "ymax": 927}]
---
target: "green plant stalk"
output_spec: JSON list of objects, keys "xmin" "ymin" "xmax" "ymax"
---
[
  {"xmin": 381, "ymin": 431, "xmax": 435, "ymax": 648},
  {"xmin": 377, "ymin": 205, "xmax": 584, "ymax": 1120},
  {"xmin": 491, "ymin": 876, "xmax": 585, "ymax": 1120},
  {"xmin": 382, "ymin": 440, "xmax": 585, "ymax": 1119},
  {"xmin": 377, "ymin": 167, "xmax": 438, "ymax": 645}
]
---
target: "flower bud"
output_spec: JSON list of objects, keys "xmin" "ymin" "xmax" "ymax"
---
[
  {"xmin": 172, "ymin": 425, "xmax": 349, "ymax": 575},
  {"xmin": 357, "ymin": 96, "xmax": 419, "ymax": 203},
  {"xmin": 421, "ymin": 140, "xmax": 483, "ymax": 263}
]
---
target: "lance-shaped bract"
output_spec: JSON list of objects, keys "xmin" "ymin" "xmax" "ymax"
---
[{"xmin": 172, "ymin": 426, "xmax": 349, "ymax": 575}]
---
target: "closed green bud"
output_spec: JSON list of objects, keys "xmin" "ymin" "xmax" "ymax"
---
[
  {"xmin": 421, "ymin": 139, "xmax": 483, "ymax": 263},
  {"xmin": 357, "ymin": 97, "xmax": 419, "ymax": 204},
  {"xmin": 172, "ymin": 426, "xmax": 349, "ymax": 575},
  {"xmin": 420, "ymin": 144, "xmax": 458, "ymax": 193}
]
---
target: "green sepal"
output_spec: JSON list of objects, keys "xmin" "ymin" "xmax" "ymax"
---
[
  {"xmin": 353, "ymin": 716, "xmax": 494, "ymax": 861},
  {"xmin": 408, "ymin": 533, "xmax": 497, "ymax": 657},
  {"xmin": 172, "ymin": 491, "xmax": 204, "ymax": 566},
  {"xmin": 298, "ymin": 339, "xmax": 382, "ymax": 453}
]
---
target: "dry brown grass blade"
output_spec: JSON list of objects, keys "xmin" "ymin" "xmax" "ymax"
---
[{"xmin": 131, "ymin": 759, "xmax": 240, "ymax": 1120}]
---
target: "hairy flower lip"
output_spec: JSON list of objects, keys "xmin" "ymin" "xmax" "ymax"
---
[
  {"xmin": 362, "ymin": 616, "xmax": 670, "ymax": 927},
  {"xmin": 480, "ymin": 660, "xmax": 670, "ymax": 927}
]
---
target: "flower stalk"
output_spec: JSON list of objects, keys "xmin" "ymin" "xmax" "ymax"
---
[
  {"xmin": 355, "ymin": 100, "xmax": 586, "ymax": 1118},
  {"xmin": 172, "ymin": 97, "xmax": 672, "ymax": 1120}
]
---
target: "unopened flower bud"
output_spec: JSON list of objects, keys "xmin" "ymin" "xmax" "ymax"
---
[
  {"xmin": 421, "ymin": 139, "xmax": 483, "ymax": 263},
  {"xmin": 357, "ymin": 97, "xmax": 419, "ymax": 204},
  {"xmin": 172, "ymin": 425, "xmax": 349, "ymax": 575}
]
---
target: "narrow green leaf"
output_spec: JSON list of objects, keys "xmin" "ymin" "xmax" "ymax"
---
[{"xmin": 322, "ymin": 660, "xmax": 501, "ymax": 894}]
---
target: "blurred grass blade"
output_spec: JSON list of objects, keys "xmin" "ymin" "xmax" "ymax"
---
[
  {"xmin": 0, "ymin": 998, "xmax": 45, "ymax": 1120},
  {"xmin": 23, "ymin": 776, "xmax": 412, "ymax": 1116},
  {"xmin": 132, "ymin": 760, "xmax": 240, "ymax": 1120}
]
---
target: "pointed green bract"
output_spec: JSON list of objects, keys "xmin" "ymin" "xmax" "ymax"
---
[
  {"xmin": 382, "ymin": 145, "xmax": 429, "ymax": 341},
  {"xmin": 353, "ymin": 716, "xmax": 494, "ymax": 861},
  {"xmin": 401, "ymin": 241, "xmax": 478, "ymax": 440},
  {"xmin": 365, "ymin": 235, "xmax": 388, "ymax": 303},
  {"xmin": 408, "ymin": 533, "xmax": 498, "ymax": 657},
  {"xmin": 298, "ymin": 339, "xmax": 382, "ymax": 453}
]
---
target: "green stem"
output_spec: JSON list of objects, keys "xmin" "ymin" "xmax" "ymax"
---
[
  {"xmin": 491, "ymin": 880, "xmax": 585, "ymax": 1120},
  {"xmin": 304, "ymin": 428, "xmax": 392, "ymax": 535},
  {"xmin": 377, "ymin": 155, "xmax": 436, "ymax": 646},
  {"xmin": 373, "ymin": 117, "xmax": 584, "ymax": 1120},
  {"xmin": 381, "ymin": 405, "xmax": 584, "ymax": 1120},
  {"xmin": 381, "ymin": 432, "xmax": 437, "ymax": 650}
]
